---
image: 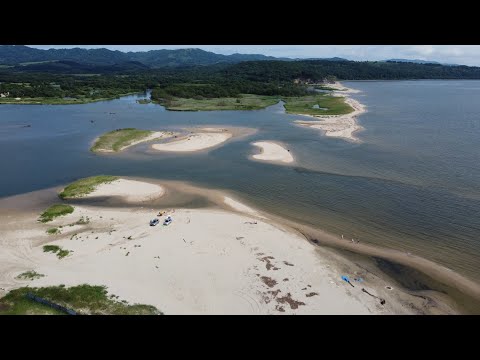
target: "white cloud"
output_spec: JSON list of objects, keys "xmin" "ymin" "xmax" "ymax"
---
[{"xmin": 28, "ymin": 45, "xmax": 480, "ymax": 66}]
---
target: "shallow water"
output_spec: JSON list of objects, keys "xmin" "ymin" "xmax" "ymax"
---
[{"xmin": 0, "ymin": 81, "xmax": 479, "ymax": 281}]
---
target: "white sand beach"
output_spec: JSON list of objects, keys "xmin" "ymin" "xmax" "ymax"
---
[
  {"xmin": 82, "ymin": 179, "xmax": 165, "ymax": 202},
  {"xmin": 295, "ymin": 82, "xmax": 366, "ymax": 142},
  {"xmin": 0, "ymin": 179, "xmax": 390, "ymax": 315},
  {"xmin": 151, "ymin": 128, "xmax": 232, "ymax": 152},
  {"xmin": 0, "ymin": 207, "xmax": 377, "ymax": 315},
  {"xmin": 251, "ymin": 141, "xmax": 294, "ymax": 164}
]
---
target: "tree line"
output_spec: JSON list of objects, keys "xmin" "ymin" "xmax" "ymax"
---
[{"xmin": 2, "ymin": 59, "xmax": 480, "ymax": 100}]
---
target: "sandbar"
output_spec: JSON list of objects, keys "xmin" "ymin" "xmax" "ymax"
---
[
  {"xmin": 251, "ymin": 141, "xmax": 294, "ymax": 164},
  {"xmin": 152, "ymin": 128, "xmax": 232, "ymax": 152}
]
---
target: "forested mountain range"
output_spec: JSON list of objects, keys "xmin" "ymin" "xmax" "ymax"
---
[
  {"xmin": 0, "ymin": 45, "xmax": 278, "ymax": 67},
  {"xmin": 1, "ymin": 45, "xmax": 479, "ymax": 80}
]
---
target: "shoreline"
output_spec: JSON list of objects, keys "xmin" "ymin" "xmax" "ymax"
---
[
  {"xmin": 1, "ymin": 177, "xmax": 478, "ymax": 314},
  {"xmin": 294, "ymin": 82, "xmax": 366, "ymax": 143}
]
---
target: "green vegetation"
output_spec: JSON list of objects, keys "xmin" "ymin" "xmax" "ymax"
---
[
  {"xmin": 57, "ymin": 249, "xmax": 70, "ymax": 258},
  {"xmin": 159, "ymin": 94, "xmax": 279, "ymax": 111},
  {"xmin": 38, "ymin": 204, "xmax": 74, "ymax": 223},
  {"xmin": 136, "ymin": 98, "xmax": 151, "ymax": 104},
  {"xmin": 0, "ymin": 92, "xmax": 138, "ymax": 105},
  {"xmin": 283, "ymin": 93, "xmax": 353, "ymax": 116},
  {"xmin": 90, "ymin": 129, "xmax": 156, "ymax": 152},
  {"xmin": 0, "ymin": 284, "xmax": 162, "ymax": 315},
  {"xmin": 46, "ymin": 227, "xmax": 60, "ymax": 235},
  {"xmin": 43, "ymin": 245, "xmax": 71, "ymax": 259},
  {"xmin": 59, "ymin": 175, "xmax": 118, "ymax": 199},
  {"xmin": 15, "ymin": 271, "xmax": 45, "ymax": 281}
]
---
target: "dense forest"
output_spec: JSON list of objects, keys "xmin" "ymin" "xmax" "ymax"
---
[
  {"xmin": 222, "ymin": 60, "xmax": 480, "ymax": 81},
  {"xmin": 2, "ymin": 50, "xmax": 480, "ymax": 102}
]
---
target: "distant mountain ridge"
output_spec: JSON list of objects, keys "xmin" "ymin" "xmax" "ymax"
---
[
  {"xmin": 386, "ymin": 58, "xmax": 442, "ymax": 64},
  {"xmin": 384, "ymin": 58, "xmax": 461, "ymax": 66},
  {"xmin": 0, "ymin": 45, "xmax": 279, "ymax": 68}
]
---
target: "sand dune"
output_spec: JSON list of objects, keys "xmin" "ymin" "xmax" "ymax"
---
[
  {"xmin": 152, "ymin": 130, "xmax": 232, "ymax": 152},
  {"xmin": 251, "ymin": 141, "xmax": 294, "ymax": 164}
]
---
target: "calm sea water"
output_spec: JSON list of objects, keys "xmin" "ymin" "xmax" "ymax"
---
[{"xmin": 1, "ymin": 81, "xmax": 479, "ymax": 280}]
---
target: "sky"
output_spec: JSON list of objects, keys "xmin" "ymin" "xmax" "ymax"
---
[{"xmin": 29, "ymin": 45, "xmax": 480, "ymax": 66}]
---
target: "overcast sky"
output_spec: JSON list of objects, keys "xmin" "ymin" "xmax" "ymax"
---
[{"xmin": 29, "ymin": 45, "xmax": 480, "ymax": 66}]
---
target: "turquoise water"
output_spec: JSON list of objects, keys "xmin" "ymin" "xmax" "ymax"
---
[{"xmin": 0, "ymin": 80, "xmax": 479, "ymax": 280}]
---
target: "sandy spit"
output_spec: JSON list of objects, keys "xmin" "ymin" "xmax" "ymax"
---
[
  {"xmin": 1, "ymin": 178, "xmax": 472, "ymax": 315},
  {"xmin": 294, "ymin": 82, "xmax": 366, "ymax": 142},
  {"xmin": 0, "ymin": 179, "xmax": 384, "ymax": 315}
]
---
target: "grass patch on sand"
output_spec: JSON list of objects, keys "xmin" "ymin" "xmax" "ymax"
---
[
  {"xmin": 15, "ymin": 271, "xmax": 45, "ymax": 281},
  {"xmin": 46, "ymin": 227, "xmax": 60, "ymax": 235},
  {"xmin": 38, "ymin": 204, "xmax": 74, "ymax": 223},
  {"xmin": 43, "ymin": 245, "xmax": 71, "ymax": 259},
  {"xmin": 158, "ymin": 94, "xmax": 279, "ymax": 111},
  {"xmin": 59, "ymin": 175, "xmax": 118, "ymax": 199},
  {"xmin": 0, "ymin": 284, "xmax": 162, "ymax": 315},
  {"xmin": 283, "ymin": 93, "xmax": 353, "ymax": 116},
  {"xmin": 91, "ymin": 128, "xmax": 157, "ymax": 152},
  {"xmin": 313, "ymin": 85, "xmax": 345, "ymax": 91}
]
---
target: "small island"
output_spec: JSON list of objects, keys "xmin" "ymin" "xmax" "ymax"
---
[{"xmin": 90, "ymin": 128, "xmax": 176, "ymax": 153}]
